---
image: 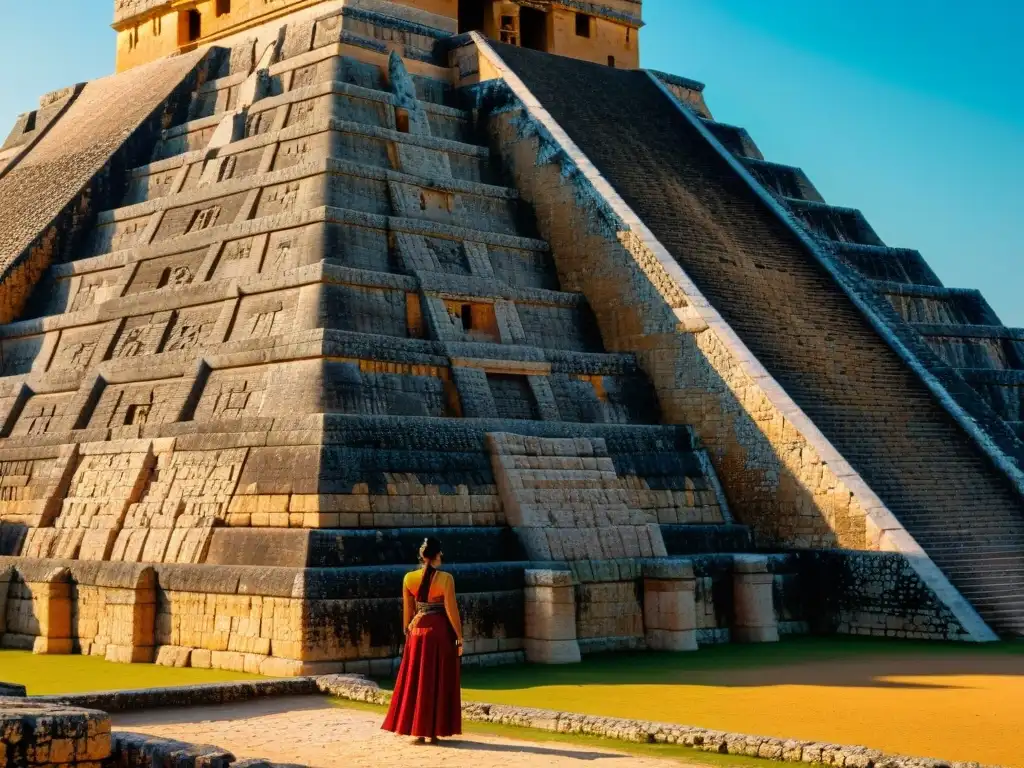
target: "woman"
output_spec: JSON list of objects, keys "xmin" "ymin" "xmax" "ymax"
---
[{"xmin": 382, "ymin": 537, "xmax": 464, "ymax": 744}]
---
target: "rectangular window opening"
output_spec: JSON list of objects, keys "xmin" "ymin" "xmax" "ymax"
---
[
  {"xmin": 461, "ymin": 304, "xmax": 474, "ymax": 331},
  {"xmin": 575, "ymin": 13, "xmax": 592, "ymax": 38},
  {"xmin": 395, "ymin": 108, "xmax": 410, "ymax": 133},
  {"xmin": 216, "ymin": 0, "xmax": 231, "ymax": 16},
  {"xmin": 608, "ymin": 56, "xmax": 616, "ymax": 68}
]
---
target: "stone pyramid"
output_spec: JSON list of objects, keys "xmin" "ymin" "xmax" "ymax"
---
[{"xmin": 0, "ymin": 0, "xmax": 1017, "ymax": 674}]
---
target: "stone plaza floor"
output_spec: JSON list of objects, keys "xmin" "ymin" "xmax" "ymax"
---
[{"xmin": 112, "ymin": 697, "xmax": 695, "ymax": 768}]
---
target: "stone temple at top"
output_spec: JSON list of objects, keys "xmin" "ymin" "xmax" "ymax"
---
[{"xmin": 0, "ymin": 0, "xmax": 1021, "ymax": 674}]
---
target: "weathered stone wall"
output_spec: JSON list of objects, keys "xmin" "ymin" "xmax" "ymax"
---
[
  {"xmin": 769, "ymin": 551, "xmax": 974, "ymax": 641},
  {"xmin": 0, "ymin": 556, "xmax": 525, "ymax": 673},
  {"xmin": 674, "ymin": 551, "xmax": 973, "ymax": 643},
  {"xmin": 0, "ymin": 699, "xmax": 111, "ymax": 767}
]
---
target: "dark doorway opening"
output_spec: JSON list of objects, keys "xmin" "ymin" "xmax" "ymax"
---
[
  {"xmin": 520, "ymin": 8, "xmax": 547, "ymax": 51},
  {"xmin": 187, "ymin": 9, "xmax": 202, "ymax": 41},
  {"xmin": 458, "ymin": 0, "xmax": 487, "ymax": 34}
]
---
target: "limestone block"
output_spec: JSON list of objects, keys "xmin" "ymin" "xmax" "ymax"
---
[
  {"xmin": 644, "ymin": 559, "xmax": 698, "ymax": 652},
  {"xmin": 155, "ymin": 645, "xmax": 192, "ymax": 667},
  {"xmin": 30, "ymin": 568, "xmax": 73, "ymax": 655},
  {"xmin": 732, "ymin": 555, "xmax": 779, "ymax": 643},
  {"xmin": 523, "ymin": 638, "xmax": 581, "ymax": 664},
  {"xmin": 524, "ymin": 570, "xmax": 575, "ymax": 589},
  {"xmin": 523, "ymin": 569, "xmax": 581, "ymax": 664}
]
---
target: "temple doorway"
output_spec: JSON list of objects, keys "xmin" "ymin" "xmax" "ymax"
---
[
  {"xmin": 520, "ymin": 7, "xmax": 547, "ymax": 50},
  {"xmin": 458, "ymin": 0, "xmax": 487, "ymax": 34}
]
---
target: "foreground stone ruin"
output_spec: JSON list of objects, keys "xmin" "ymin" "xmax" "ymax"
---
[{"xmin": 0, "ymin": 0, "xmax": 1022, "ymax": 677}]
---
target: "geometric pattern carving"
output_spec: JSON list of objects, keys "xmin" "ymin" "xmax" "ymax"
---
[
  {"xmin": 113, "ymin": 447, "xmax": 248, "ymax": 564},
  {"xmin": 109, "ymin": 313, "xmax": 172, "ymax": 360},
  {"xmin": 229, "ymin": 291, "xmax": 297, "ymax": 341},
  {"xmin": 126, "ymin": 250, "xmax": 207, "ymax": 295},
  {"xmin": 49, "ymin": 327, "xmax": 103, "ymax": 373},
  {"xmin": 192, "ymin": 368, "xmax": 269, "ymax": 422},
  {"xmin": 89, "ymin": 380, "xmax": 181, "ymax": 430},
  {"xmin": 10, "ymin": 394, "xmax": 73, "ymax": 437},
  {"xmin": 160, "ymin": 304, "xmax": 223, "ymax": 353}
]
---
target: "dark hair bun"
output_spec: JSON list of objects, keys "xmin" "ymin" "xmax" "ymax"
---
[{"xmin": 419, "ymin": 537, "xmax": 442, "ymax": 562}]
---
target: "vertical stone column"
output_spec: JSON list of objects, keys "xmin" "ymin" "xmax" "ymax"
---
[
  {"xmin": 0, "ymin": 565, "xmax": 11, "ymax": 637},
  {"xmin": 732, "ymin": 555, "xmax": 779, "ymax": 643},
  {"xmin": 643, "ymin": 559, "xmax": 698, "ymax": 651},
  {"xmin": 524, "ymin": 570, "xmax": 581, "ymax": 664},
  {"xmin": 103, "ymin": 566, "xmax": 157, "ymax": 664},
  {"xmin": 32, "ymin": 566, "xmax": 73, "ymax": 655}
]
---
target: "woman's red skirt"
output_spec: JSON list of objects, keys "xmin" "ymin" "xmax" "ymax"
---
[{"xmin": 382, "ymin": 612, "xmax": 462, "ymax": 738}]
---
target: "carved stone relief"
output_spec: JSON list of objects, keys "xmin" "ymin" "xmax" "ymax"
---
[
  {"xmin": 11, "ymin": 394, "xmax": 73, "ymax": 437},
  {"xmin": 126, "ymin": 250, "xmax": 207, "ymax": 295},
  {"xmin": 230, "ymin": 291, "xmax": 296, "ymax": 341},
  {"xmin": 109, "ymin": 314, "xmax": 171, "ymax": 360}
]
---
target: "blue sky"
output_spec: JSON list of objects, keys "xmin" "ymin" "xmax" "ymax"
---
[{"xmin": 1, "ymin": 1, "xmax": 1020, "ymax": 323}]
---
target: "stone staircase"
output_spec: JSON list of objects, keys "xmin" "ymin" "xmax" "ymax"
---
[
  {"xmin": 486, "ymin": 42, "xmax": 1024, "ymax": 636},
  {"xmin": 693, "ymin": 92, "xmax": 1024, "ymax": 635}
]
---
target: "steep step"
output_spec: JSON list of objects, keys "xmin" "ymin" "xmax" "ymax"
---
[
  {"xmin": 741, "ymin": 158, "xmax": 823, "ymax": 203},
  {"xmin": 834, "ymin": 244, "xmax": 942, "ymax": 287},
  {"xmin": 205, "ymin": 526, "xmax": 527, "ymax": 568},
  {"xmin": 490, "ymin": 44, "xmax": 1024, "ymax": 636},
  {"xmin": 870, "ymin": 282, "xmax": 1000, "ymax": 325},
  {"xmin": 660, "ymin": 524, "xmax": 752, "ymax": 555},
  {"xmin": 912, "ymin": 324, "xmax": 1024, "ymax": 342},
  {"xmin": 784, "ymin": 197, "xmax": 884, "ymax": 247},
  {"xmin": 698, "ymin": 118, "xmax": 763, "ymax": 160}
]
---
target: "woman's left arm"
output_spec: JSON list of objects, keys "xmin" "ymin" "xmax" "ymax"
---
[{"xmin": 443, "ymin": 574, "xmax": 464, "ymax": 649}]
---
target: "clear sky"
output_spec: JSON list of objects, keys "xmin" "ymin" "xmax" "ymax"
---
[{"xmin": 1, "ymin": 1, "xmax": 1021, "ymax": 324}]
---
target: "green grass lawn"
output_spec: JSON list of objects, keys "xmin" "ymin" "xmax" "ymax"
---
[
  {"xmin": 0, "ymin": 649, "xmax": 261, "ymax": 694},
  {"xmin": 428, "ymin": 637, "xmax": 1024, "ymax": 767}
]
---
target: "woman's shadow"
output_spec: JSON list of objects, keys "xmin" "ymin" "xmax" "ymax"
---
[{"xmin": 441, "ymin": 739, "xmax": 626, "ymax": 761}]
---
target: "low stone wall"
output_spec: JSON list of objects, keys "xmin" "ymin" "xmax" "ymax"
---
[{"xmin": 108, "ymin": 733, "xmax": 234, "ymax": 768}]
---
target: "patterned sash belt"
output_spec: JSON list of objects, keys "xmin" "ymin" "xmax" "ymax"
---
[{"xmin": 414, "ymin": 601, "xmax": 446, "ymax": 619}]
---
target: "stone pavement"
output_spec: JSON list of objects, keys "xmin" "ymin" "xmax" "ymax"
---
[{"xmin": 112, "ymin": 696, "xmax": 685, "ymax": 768}]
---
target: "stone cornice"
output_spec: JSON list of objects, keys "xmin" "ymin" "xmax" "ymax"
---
[{"xmin": 113, "ymin": 0, "xmax": 171, "ymax": 27}]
